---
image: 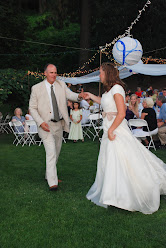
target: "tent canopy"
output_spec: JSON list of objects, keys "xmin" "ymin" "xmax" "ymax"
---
[{"xmin": 57, "ymin": 62, "xmax": 166, "ymax": 85}]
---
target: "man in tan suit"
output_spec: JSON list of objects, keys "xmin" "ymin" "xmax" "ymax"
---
[{"xmin": 29, "ymin": 64, "xmax": 83, "ymax": 191}]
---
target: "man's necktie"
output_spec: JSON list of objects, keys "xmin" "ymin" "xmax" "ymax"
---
[{"xmin": 51, "ymin": 85, "xmax": 60, "ymax": 121}]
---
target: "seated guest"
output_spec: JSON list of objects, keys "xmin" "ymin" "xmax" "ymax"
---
[
  {"xmin": 156, "ymin": 96, "xmax": 166, "ymax": 149},
  {"xmin": 125, "ymin": 94, "xmax": 139, "ymax": 121},
  {"xmin": 132, "ymin": 97, "xmax": 158, "ymax": 146},
  {"xmin": 137, "ymin": 96, "xmax": 143, "ymax": 118},
  {"xmin": 25, "ymin": 109, "xmax": 37, "ymax": 133},
  {"xmin": 12, "ymin": 108, "xmax": 25, "ymax": 132}
]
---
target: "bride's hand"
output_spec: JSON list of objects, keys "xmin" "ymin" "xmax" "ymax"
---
[
  {"xmin": 108, "ymin": 130, "xmax": 116, "ymax": 141},
  {"xmin": 83, "ymin": 92, "xmax": 91, "ymax": 99}
]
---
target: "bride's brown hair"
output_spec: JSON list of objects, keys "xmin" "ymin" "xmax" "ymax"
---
[{"xmin": 101, "ymin": 62, "xmax": 126, "ymax": 91}]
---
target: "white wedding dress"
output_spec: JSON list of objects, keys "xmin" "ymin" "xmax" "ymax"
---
[{"xmin": 86, "ymin": 84, "xmax": 166, "ymax": 214}]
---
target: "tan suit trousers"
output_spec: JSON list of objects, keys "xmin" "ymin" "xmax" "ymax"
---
[
  {"xmin": 42, "ymin": 120, "xmax": 63, "ymax": 187},
  {"xmin": 158, "ymin": 124, "xmax": 166, "ymax": 145}
]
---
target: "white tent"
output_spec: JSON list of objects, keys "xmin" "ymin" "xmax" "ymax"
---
[{"xmin": 57, "ymin": 62, "xmax": 166, "ymax": 85}]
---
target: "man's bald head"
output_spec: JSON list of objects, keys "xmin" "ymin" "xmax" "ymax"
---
[
  {"xmin": 44, "ymin": 64, "xmax": 57, "ymax": 84},
  {"xmin": 44, "ymin": 63, "xmax": 57, "ymax": 72}
]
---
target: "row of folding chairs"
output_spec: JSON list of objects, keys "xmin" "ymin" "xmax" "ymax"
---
[
  {"xmin": 9, "ymin": 120, "xmax": 42, "ymax": 147},
  {"xmin": 81, "ymin": 115, "xmax": 157, "ymax": 150},
  {"xmin": 81, "ymin": 113, "xmax": 103, "ymax": 141}
]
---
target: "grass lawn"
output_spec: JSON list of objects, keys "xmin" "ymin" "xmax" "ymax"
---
[{"xmin": 0, "ymin": 134, "xmax": 166, "ymax": 248}]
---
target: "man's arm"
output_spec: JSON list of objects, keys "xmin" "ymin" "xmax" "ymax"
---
[
  {"xmin": 64, "ymin": 83, "xmax": 81, "ymax": 102},
  {"xmin": 29, "ymin": 86, "xmax": 44, "ymax": 127}
]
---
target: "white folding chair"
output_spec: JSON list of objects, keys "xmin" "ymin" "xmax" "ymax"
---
[
  {"xmin": 9, "ymin": 121, "xmax": 26, "ymax": 146},
  {"xmin": 89, "ymin": 105, "xmax": 95, "ymax": 113},
  {"xmin": 0, "ymin": 114, "xmax": 11, "ymax": 134},
  {"xmin": 12, "ymin": 120, "xmax": 29, "ymax": 146},
  {"xmin": 25, "ymin": 120, "xmax": 38, "ymax": 146},
  {"xmin": 128, "ymin": 119, "xmax": 156, "ymax": 150},
  {"xmin": 89, "ymin": 113, "xmax": 103, "ymax": 141}
]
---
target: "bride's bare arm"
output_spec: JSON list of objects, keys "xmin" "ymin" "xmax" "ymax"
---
[
  {"xmin": 108, "ymin": 93, "xmax": 126, "ymax": 141},
  {"xmin": 84, "ymin": 92, "xmax": 101, "ymax": 104}
]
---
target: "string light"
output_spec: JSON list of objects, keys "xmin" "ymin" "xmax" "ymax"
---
[{"xmin": 67, "ymin": 0, "xmax": 152, "ymax": 76}]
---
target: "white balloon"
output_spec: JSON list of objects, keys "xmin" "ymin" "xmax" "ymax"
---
[{"xmin": 112, "ymin": 37, "xmax": 143, "ymax": 66}]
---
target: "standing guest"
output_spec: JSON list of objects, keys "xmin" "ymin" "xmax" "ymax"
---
[
  {"xmin": 135, "ymin": 87, "xmax": 143, "ymax": 97},
  {"xmin": 84, "ymin": 62, "xmax": 166, "ymax": 214},
  {"xmin": 67, "ymin": 83, "xmax": 72, "ymax": 91},
  {"xmin": 156, "ymin": 96, "xmax": 166, "ymax": 149},
  {"xmin": 12, "ymin": 108, "xmax": 25, "ymax": 132},
  {"xmin": 132, "ymin": 97, "xmax": 158, "ymax": 145},
  {"xmin": 163, "ymin": 88, "xmax": 166, "ymax": 98},
  {"xmin": 125, "ymin": 94, "xmax": 139, "ymax": 121},
  {"xmin": 147, "ymin": 85, "xmax": 153, "ymax": 93},
  {"xmin": 77, "ymin": 84, "xmax": 84, "ymax": 93},
  {"xmin": 159, "ymin": 88, "xmax": 163, "ymax": 96},
  {"xmin": 125, "ymin": 93, "xmax": 130, "ymax": 106},
  {"xmin": 67, "ymin": 100, "xmax": 73, "ymax": 116},
  {"xmin": 80, "ymin": 99, "xmax": 90, "ymax": 124},
  {"xmin": 0, "ymin": 112, "xmax": 3, "ymax": 121},
  {"xmin": 29, "ymin": 64, "xmax": 84, "ymax": 191},
  {"xmin": 68, "ymin": 102, "xmax": 83, "ymax": 142},
  {"xmin": 146, "ymin": 90, "xmax": 153, "ymax": 98},
  {"xmin": 152, "ymin": 89, "xmax": 158, "ymax": 103}
]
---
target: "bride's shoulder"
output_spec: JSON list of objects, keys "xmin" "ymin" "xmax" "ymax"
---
[{"xmin": 111, "ymin": 84, "xmax": 125, "ymax": 96}]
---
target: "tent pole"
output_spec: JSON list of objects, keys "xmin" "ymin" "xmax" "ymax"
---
[{"xmin": 98, "ymin": 47, "xmax": 102, "ymax": 150}]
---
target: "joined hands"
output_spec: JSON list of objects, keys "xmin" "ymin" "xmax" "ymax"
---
[{"xmin": 78, "ymin": 92, "xmax": 91, "ymax": 100}]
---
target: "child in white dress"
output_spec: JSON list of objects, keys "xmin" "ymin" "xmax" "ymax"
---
[{"xmin": 68, "ymin": 102, "xmax": 83, "ymax": 142}]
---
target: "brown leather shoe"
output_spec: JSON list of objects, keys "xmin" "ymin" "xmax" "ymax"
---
[{"xmin": 49, "ymin": 185, "xmax": 58, "ymax": 191}]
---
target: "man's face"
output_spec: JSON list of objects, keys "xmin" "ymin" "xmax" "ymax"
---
[
  {"xmin": 44, "ymin": 65, "xmax": 57, "ymax": 84},
  {"xmin": 163, "ymin": 90, "xmax": 166, "ymax": 97},
  {"xmin": 156, "ymin": 98, "xmax": 162, "ymax": 107}
]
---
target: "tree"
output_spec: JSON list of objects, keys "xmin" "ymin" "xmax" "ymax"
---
[{"xmin": 79, "ymin": 0, "xmax": 91, "ymax": 66}]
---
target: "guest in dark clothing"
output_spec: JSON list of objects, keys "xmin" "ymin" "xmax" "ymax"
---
[
  {"xmin": 125, "ymin": 94, "xmax": 139, "ymax": 121},
  {"xmin": 132, "ymin": 97, "xmax": 158, "ymax": 145},
  {"xmin": 125, "ymin": 106, "xmax": 135, "ymax": 121}
]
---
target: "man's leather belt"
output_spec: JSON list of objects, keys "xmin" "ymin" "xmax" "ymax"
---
[{"xmin": 51, "ymin": 118, "xmax": 63, "ymax": 122}]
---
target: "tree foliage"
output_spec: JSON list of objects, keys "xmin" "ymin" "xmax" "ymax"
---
[{"xmin": 0, "ymin": 69, "xmax": 44, "ymax": 114}]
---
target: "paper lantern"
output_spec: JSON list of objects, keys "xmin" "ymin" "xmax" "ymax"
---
[{"xmin": 112, "ymin": 37, "xmax": 143, "ymax": 66}]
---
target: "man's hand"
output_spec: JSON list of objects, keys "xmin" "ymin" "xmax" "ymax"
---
[
  {"xmin": 40, "ymin": 122, "xmax": 50, "ymax": 132},
  {"xmin": 78, "ymin": 92, "xmax": 84, "ymax": 99},
  {"xmin": 157, "ymin": 121, "xmax": 164, "ymax": 128},
  {"xmin": 83, "ymin": 92, "xmax": 91, "ymax": 99}
]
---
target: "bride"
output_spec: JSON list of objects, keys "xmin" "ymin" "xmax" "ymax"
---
[{"xmin": 85, "ymin": 62, "xmax": 166, "ymax": 214}]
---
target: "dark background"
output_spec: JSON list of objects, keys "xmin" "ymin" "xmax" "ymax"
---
[
  {"xmin": 0, "ymin": 0, "xmax": 166, "ymax": 114},
  {"xmin": 0, "ymin": 0, "xmax": 166, "ymax": 72}
]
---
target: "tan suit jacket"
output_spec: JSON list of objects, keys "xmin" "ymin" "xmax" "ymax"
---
[{"xmin": 29, "ymin": 79, "xmax": 79, "ymax": 139}]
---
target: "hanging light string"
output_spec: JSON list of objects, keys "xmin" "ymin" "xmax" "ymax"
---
[
  {"xmin": 68, "ymin": 0, "xmax": 151, "ymax": 77},
  {"xmin": 25, "ymin": 55, "xmax": 165, "ymax": 81},
  {"xmin": 100, "ymin": 0, "xmax": 151, "ymax": 52},
  {"xmin": 0, "ymin": 35, "xmax": 98, "ymax": 52}
]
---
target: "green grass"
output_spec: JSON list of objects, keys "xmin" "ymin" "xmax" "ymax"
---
[{"xmin": 0, "ymin": 134, "xmax": 166, "ymax": 248}]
